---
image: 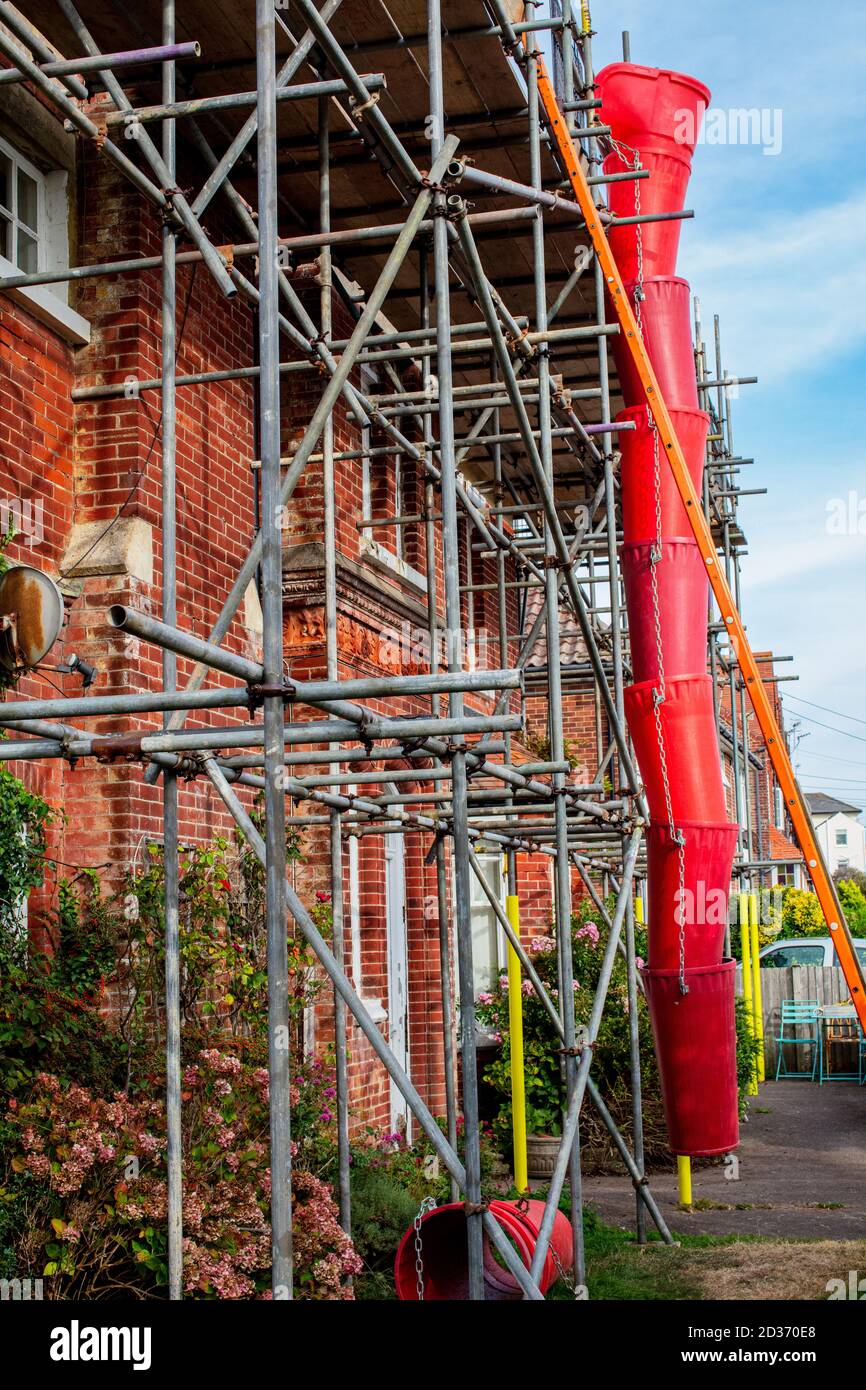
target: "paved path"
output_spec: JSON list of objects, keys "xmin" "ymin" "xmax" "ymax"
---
[{"xmin": 584, "ymin": 1079, "xmax": 866, "ymax": 1240}]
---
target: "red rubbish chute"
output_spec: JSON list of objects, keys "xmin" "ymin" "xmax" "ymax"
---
[
  {"xmin": 619, "ymin": 405, "xmax": 709, "ymax": 539},
  {"xmin": 393, "ymin": 1200, "xmax": 573, "ymax": 1301},
  {"xmin": 598, "ymin": 61, "xmax": 740, "ymax": 1157},
  {"xmin": 642, "ymin": 961, "xmax": 739, "ymax": 1156},
  {"xmin": 645, "ymin": 822, "xmax": 741, "ymax": 971},
  {"xmin": 611, "ymin": 277, "xmax": 699, "ymax": 411},
  {"xmin": 624, "ymin": 675, "xmax": 728, "ymax": 824},
  {"xmin": 621, "ymin": 539, "xmax": 709, "ymax": 680}
]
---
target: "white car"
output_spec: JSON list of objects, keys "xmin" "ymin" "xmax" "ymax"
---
[{"xmin": 759, "ymin": 936, "xmax": 866, "ymax": 970}]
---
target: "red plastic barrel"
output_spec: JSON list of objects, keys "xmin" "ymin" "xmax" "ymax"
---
[
  {"xmin": 645, "ymin": 820, "xmax": 740, "ymax": 969},
  {"xmin": 641, "ymin": 959, "xmax": 740, "ymax": 1156},
  {"xmin": 621, "ymin": 538, "xmax": 708, "ymax": 683},
  {"xmin": 624, "ymin": 675, "xmax": 727, "ymax": 823},
  {"xmin": 611, "ymin": 277, "xmax": 699, "ymax": 411},
  {"xmin": 598, "ymin": 63, "xmax": 711, "ymax": 281},
  {"xmin": 619, "ymin": 406, "xmax": 709, "ymax": 542},
  {"xmin": 393, "ymin": 1199, "xmax": 573, "ymax": 1300}
]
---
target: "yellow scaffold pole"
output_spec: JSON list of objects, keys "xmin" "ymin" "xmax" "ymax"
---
[
  {"xmin": 506, "ymin": 893, "xmax": 528, "ymax": 1193},
  {"xmin": 739, "ymin": 892, "xmax": 759, "ymax": 1095},
  {"xmin": 749, "ymin": 893, "xmax": 766, "ymax": 1081},
  {"xmin": 677, "ymin": 1155, "xmax": 693, "ymax": 1209}
]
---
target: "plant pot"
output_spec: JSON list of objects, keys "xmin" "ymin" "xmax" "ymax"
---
[{"xmin": 525, "ymin": 1133, "xmax": 562, "ymax": 1179}]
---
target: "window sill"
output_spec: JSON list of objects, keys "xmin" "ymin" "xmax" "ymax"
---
[
  {"xmin": 360, "ymin": 996, "xmax": 387, "ymax": 1025},
  {"xmin": 0, "ymin": 255, "xmax": 91, "ymax": 345},
  {"xmin": 361, "ymin": 537, "xmax": 427, "ymax": 595}
]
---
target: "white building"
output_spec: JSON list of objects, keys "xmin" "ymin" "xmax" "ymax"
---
[{"xmin": 805, "ymin": 793, "xmax": 866, "ymax": 875}]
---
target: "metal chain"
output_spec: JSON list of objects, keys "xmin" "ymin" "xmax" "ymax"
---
[
  {"xmin": 550, "ymin": 1241, "xmax": 580, "ymax": 1297},
  {"xmin": 609, "ymin": 136, "xmax": 643, "ymax": 331},
  {"xmin": 413, "ymin": 1196, "xmax": 437, "ymax": 1300},
  {"xmin": 612, "ymin": 135, "xmax": 689, "ymax": 993}
]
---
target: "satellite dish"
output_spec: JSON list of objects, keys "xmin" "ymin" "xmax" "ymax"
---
[{"xmin": 0, "ymin": 565, "xmax": 64, "ymax": 673}]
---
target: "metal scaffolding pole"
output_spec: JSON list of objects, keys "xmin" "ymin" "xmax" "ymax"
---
[
  {"xmin": 319, "ymin": 95, "xmax": 352, "ymax": 1240},
  {"xmin": 160, "ymin": 0, "xmax": 183, "ymax": 1304},
  {"xmin": 526, "ymin": 42, "xmax": 584, "ymax": 1287},
  {"xmin": 428, "ymin": 0, "xmax": 484, "ymax": 1299},
  {"xmin": 255, "ymin": 0, "xmax": 292, "ymax": 1299}
]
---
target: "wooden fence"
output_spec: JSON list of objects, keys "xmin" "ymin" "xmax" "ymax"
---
[{"xmin": 738, "ymin": 966, "xmax": 861, "ymax": 1077}]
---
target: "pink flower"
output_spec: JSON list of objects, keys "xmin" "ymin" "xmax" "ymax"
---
[{"xmin": 529, "ymin": 935, "xmax": 556, "ymax": 954}]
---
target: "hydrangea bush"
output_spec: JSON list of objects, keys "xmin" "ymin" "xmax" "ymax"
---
[{"xmin": 4, "ymin": 1050, "xmax": 360, "ymax": 1299}]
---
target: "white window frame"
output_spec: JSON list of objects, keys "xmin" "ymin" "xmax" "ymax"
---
[
  {"xmin": 345, "ymin": 807, "xmax": 386, "ymax": 1024},
  {"xmin": 358, "ymin": 366, "xmax": 426, "ymax": 592},
  {"xmin": 0, "ymin": 134, "xmax": 45, "ymax": 275},
  {"xmin": 457, "ymin": 850, "xmax": 508, "ymax": 1008},
  {"xmin": 0, "ymin": 132, "xmax": 90, "ymax": 343}
]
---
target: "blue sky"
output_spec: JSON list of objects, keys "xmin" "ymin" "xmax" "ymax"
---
[{"xmin": 590, "ymin": 1, "xmax": 866, "ymax": 810}]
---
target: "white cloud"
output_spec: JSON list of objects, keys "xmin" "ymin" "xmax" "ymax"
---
[{"xmin": 679, "ymin": 192, "xmax": 866, "ymax": 382}]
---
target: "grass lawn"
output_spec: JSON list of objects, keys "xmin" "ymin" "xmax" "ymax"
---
[{"xmin": 547, "ymin": 1209, "xmax": 866, "ymax": 1300}]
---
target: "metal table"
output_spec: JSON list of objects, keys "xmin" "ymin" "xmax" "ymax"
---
[{"xmin": 818, "ymin": 1004, "xmax": 863, "ymax": 1082}]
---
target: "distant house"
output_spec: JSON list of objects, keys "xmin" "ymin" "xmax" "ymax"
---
[
  {"xmin": 716, "ymin": 652, "xmax": 805, "ymax": 888},
  {"xmin": 805, "ymin": 794, "xmax": 866, "ymax": 875}
]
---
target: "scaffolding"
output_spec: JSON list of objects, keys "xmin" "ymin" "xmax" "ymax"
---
[{"xmin": 0, "ymin": 0, "xmax": 861, "ymax": 1301}]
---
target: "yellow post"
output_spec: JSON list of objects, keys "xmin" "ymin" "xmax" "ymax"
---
[
  {"xmin": 506, "ymin": 894, "xmax": 528, "ymax": 1194},
  {"xmin": 749, "ymin": 893, "xmax": 766, "ymax": 1081},
  {"xmin": 677, "ymin": 1155, "xmax": 693, "ymax": 1209},
  {"xmin": 635, "ymin": 893, "xmax": 644, "ymax": 926},
  {"xmin": 739, "ymin": 892, "xmax": 758, "ymax": 1095}
]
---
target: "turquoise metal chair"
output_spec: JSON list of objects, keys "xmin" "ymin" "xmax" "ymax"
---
[
  {"xmin": 775, "ymin": 1000, "xmax": 822, "ymax": 1081},
  {"xmin": 858, "ymin": 1028, "xmax": 866, "ymax": 1087}
]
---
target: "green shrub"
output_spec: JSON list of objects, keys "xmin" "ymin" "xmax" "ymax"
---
[
  {"xmin": 734, "ymin": 997, "xmax": 762, "ymax": 1110},
  {"xmin": 780, "ymin": 887, "xmax": 826, "ymax": 937},
  {"xmin": 836, "ymin": 879, "xmax": 866, "ymax": 937}
]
